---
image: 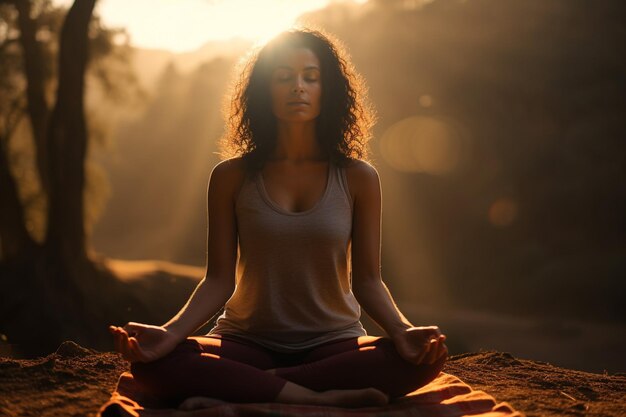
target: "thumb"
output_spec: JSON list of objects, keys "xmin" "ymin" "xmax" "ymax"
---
[{"xmin": 123, "ymin": 322, "xmax": 144, "ymax": 337}]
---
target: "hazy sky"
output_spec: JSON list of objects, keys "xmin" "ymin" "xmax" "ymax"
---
[{"xmin": 53, "ymin": 0, "xmax": 367, "ymax": 52}]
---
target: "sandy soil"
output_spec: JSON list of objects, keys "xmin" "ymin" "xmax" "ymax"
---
[
  {"xmin": 444, "ymin": 351, "xmax": 626, "ymax": 417},
  {"xmin": 0, "ymin": 341, "xmax": 624, "ymax": 417}
]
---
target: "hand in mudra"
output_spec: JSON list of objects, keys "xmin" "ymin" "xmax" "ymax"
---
[
  {"xmin": 392, "ymin": 326, "xmax": 448, "ymax": 366},
  {"xmin": 108, "ymin": 322, "xmax": 183, "ymax": 363}
]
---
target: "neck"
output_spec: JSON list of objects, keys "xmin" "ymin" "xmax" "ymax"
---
[{"xmin": 272, "ymin": 121, "xmax": 324, "ymax": 162}]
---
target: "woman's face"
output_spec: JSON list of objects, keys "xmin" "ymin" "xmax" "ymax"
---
[{"xmin": 269, "ymin": 47, "xmax": 322, "ymax": 124}]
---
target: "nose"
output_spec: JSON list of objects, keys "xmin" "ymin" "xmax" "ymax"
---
[{"xmin": 292, "ymin": 76, "xmax": 305, "ymax": 93}]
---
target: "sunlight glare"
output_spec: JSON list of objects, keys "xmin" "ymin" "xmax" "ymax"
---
[{"xmin": 87, "ymin": 0, "xmax": 337, "ymax": 52}]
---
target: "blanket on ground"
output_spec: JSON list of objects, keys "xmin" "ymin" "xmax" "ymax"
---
[{"xmin": 97, "ymin": 371, "xmax": 524, "ymax": 417}]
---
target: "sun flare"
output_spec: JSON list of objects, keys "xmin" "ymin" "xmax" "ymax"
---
[{"xmin": 81, "ymin": 0, "xmax": 344, "ymax": 52}]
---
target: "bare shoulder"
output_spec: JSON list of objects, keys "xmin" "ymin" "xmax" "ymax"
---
[
  {"xmin": 344, "ymin": 158, "xmax": 381, "ymax": 199},
  {"xmin": 211, "ymin": 156, "xmax": 246, "ymax": 178},
  {"xmin": 209, "ymin": 157, "xmax": 247, "ymax": 201}
]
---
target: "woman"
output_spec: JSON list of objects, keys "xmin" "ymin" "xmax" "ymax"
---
[{"xmin": 109, "ymin": 28, "xmax": 448, "ymax": 409}]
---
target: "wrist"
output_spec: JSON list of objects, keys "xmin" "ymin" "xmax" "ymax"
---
[
  {"xmin": 163, "ymin": 323, "xmax": 189, "ymax": 341},
  {"xmin": 387, "ymin": 322, "xmax": 413, "ymax": 340}
]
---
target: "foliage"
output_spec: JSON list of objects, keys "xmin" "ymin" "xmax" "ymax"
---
[{"xmin": 0, "ymin": 0, "xmax": 141, "ymax": 242}]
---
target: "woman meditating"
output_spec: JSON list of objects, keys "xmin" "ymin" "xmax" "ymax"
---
[{"xmin": 109, "ymin": 28, "xmax": 448, "ymax": 409}]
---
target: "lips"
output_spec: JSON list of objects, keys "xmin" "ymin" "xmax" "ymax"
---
[{"xmin": 287, "ymin": 101, "xmax": 309, "ymax": 105}]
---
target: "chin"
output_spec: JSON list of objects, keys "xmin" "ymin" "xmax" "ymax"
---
[{"xmin": 277, "ymin": 114, "xmax": 318, "ymax": 123}]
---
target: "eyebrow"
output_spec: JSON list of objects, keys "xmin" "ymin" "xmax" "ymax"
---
[{"xmin": 274, "ymin": 65, "xmax": 320, "ymax": 71}]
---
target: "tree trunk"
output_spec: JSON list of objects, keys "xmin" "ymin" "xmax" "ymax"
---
[
  {"xmin": 15, "ymin": 0, "xmax": 51, "ymax": 197},
  {"xmin": 0, "ymin": 139, "xmax": 35, "ymax": 262},
  {"xmin": 44, "ymin": 0, "xmax": 97, "ymax": 261}
]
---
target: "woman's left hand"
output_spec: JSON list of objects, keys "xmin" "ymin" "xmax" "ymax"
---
[{"xmin": 391, "ymin": 326, "xmax": 448, "ymax": 365}]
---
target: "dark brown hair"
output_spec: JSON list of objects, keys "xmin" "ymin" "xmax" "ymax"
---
[{"xmin": 218, "ymin": 28, "xmax": 375, "ymax": 172}]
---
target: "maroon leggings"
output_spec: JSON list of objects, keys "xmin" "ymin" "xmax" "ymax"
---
[{"xmin": 130, "ymin": 334, "xmax": 446, "ymax": 406}]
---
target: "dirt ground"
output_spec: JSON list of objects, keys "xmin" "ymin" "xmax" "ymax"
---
[{"xmin": 0, "ymin": 341, "xmax": 624, "ymax": 417}]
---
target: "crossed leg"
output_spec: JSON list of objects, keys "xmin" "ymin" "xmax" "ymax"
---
[
  {"xmin": 130, "ymin": 334, "xmax": 445, "ymax": 407},
  {"xmin": 271, "ymin": 335, "xmax": 446, "ymax": 397}
]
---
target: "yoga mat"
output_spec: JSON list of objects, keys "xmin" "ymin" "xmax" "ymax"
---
[{"xmin": 98, "ymin": 371, "xmax": 525, "ymax": 417}]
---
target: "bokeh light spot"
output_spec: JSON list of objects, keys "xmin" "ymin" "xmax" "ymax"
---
[
  {"xmin": 419, "ymin": 94, "xmax": 433, "ymax": 107},
  {"xmin": 488, "ymin": 197, "xmax": 518, "ymax": 227},
  {"xmin": 380, "ymin": 115, "xmax": 464, "ymax": 175}
]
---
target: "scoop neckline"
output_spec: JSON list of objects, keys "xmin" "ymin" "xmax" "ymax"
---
[{"xmin": 256, "ymin": 162, "xmax": 333, "ymax": 216}]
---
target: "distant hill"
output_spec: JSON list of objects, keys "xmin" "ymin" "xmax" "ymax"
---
[{"xmin": 129, "ymin": 37, "xmax": 251, "ymax": 90}]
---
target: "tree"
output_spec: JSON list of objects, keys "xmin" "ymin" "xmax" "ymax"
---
[{"xmin": 0, "ymin": 0, "xmax": 149, "ymax": 356}]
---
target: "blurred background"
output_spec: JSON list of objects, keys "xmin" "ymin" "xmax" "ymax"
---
[{"xmin": 0, "ymin": 0, "xmax": 624, "ymax": 374}]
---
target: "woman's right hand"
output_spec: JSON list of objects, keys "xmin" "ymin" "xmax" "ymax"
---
[{"xmin": 108, "ymin": 322, "xmax": 184, "ymax": 363}]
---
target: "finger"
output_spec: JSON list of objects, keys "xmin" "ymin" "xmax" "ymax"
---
[
  {"xmin": 432, "ymin": 339, "xmax": 448, "ymax": 362},
  {"xmin": 123, "ymin": 323, "xmax": 140, "ymax": 338},
  {"xmin": 124, "ymin": 331, "xmax": 146, "ymax": 363},
  {"xmin": 403, "ymin": 349, "xmax": 421, "ymax": 364},
  {"xmin": 428, "ymin": 337, "xmax": 447, "ymax": 363},
  {"xmin": 440, "ymin": 342, "xmax": 449, "ymax": 360},
  {"xmin": 118, "ymin": 330, "xmax": 137, "ymax": 362},
  {"xmin": 129, "ymin": 337, "xmax": 147, "ymax": 362},
  {"xmin": 113, "ymin": 328, "xmax": 123, "ymax": 355},
  {"xmin": 429, "ymin": 327, "xmax": 442, "ymax": 338},
  {"xmin": 415, "ymin": 329, "xmax": 440, "ymax": 343},
  {"xmin": 415, "ymin": 341, "xmax": 432, "ymax": 364},
  {"xmin": 124, "ymin": 337, "xmax": 141, "ymax": 362},
  {"xmin": 430, "ymin": 340, "xmax": 444, "ymax": 363},
  {"xmin": 117, "ymin": 329, "xmax": 133, "ymax": 357},
  {"xmin": 124, "ymin": 333, "xmax": 142, "ymax": 363},
  {"xmin": 424, "ymin": 338, "xmax": 439, "ymax": 364}
]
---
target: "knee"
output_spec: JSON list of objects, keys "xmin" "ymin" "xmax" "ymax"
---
[
  {"xmin": 129, "ymin": 339, "xmax": 196, "ymax": 381},
  {"xmin": 129, "ymin": 356, "xmax": 170, "ymax": 386},
  {"xmin": 129, "ymin": 342, "xmax": 199, "ymax": 401},
  {"xmin": 376, "ymin": 339, "xmax": 447, "ymax": 397},
  {"xmin": 413, "ymin": 353, "xmax": 447, "ymax": 387}
]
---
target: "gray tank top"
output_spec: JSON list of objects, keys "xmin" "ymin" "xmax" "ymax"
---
[{"xmin": 207, "ymin": 162, "xmax": 367, "ymax": 352}]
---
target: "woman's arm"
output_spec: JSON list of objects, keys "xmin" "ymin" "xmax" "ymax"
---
[
  {"xmin": 110, "ymin": 158, "xmax": 243, "ymax": 362},
  {"xmin": 347, "ymin": 160, "xmax": 447, "ymax": 365},
  {"xmin": 162, "ymin": 158, "xmax": 241, "ymax": 338}
]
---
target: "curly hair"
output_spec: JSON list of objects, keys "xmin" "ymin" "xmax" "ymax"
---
[{"xmin": 218, "ymin": 28, "xmax": 375, "ymax": 172}]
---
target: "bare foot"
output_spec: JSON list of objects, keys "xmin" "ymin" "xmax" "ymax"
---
[
  {"xmin": 317, "ymin": 387, "xmax": 389, "ymax": 408},
  {"xmin": 275, "ymin": 381, "xmax": 389, "ymax": 408},
  {"xmin": 178, "ymin": 396, "xmax": 226, "ymax": 410},
  {"xmin": 265, "ymin": 368, "xmax": 277, "ymax": 375},
  {"xmin": 179, "ymin": 388, "xmax": 388, "ymax": 410}
]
